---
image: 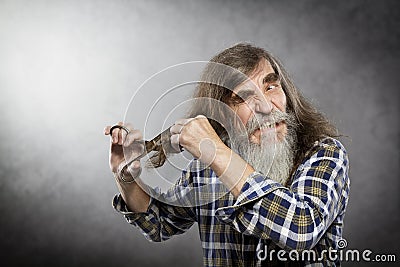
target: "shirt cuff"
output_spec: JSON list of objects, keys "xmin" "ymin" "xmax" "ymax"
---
[
  {"xmin": 112, "ymin": 194, "xmax": 155, "ymax": 226},
  {"xmin": 215, "ymin": 172, "xmax": 285, "ymax": 224}
]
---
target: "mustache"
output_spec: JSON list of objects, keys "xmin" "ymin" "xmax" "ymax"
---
[{"xmin": 245, "ymin": 110, "xmax": 296, "ymax": 134}]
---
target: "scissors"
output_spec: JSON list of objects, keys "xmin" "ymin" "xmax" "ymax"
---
[{"xmin": 109, "ymin": 125, "xmax": 178, "ymax": 169}]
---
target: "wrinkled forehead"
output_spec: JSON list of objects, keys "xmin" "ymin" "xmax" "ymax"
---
[
  {"xmin": 233, "ymin": 59, "xmax": 279, "ymax": 93},
  {"xmin": 249, "ymin": 58, "xmax": 275, "ymax": 78}
]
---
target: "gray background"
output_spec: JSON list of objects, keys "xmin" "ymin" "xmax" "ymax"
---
[{"xmin": 0, "ymin": 0, "xmax": 399, "ymax": 266}]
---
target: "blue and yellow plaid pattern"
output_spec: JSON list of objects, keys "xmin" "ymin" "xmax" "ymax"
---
[{"xmin": 113, "ymin": 137, "xmax": 350, "ymax": 266}]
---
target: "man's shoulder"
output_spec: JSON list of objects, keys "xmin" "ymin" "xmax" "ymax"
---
[
  {"xmin": 300, "ymin": 137, "xmax": 348, "ymax": 167},
  {"xmin": 316, "ymin": 137, "xmax": 346, "ymax": 151},
  {"xmin": 291, "ymin": 137, "xmax": 350, "ymax": 187}
]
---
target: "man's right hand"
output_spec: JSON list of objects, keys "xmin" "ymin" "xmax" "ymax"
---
[
  {"xmin": 104, "ymin": 122, "xmax": 151, "ymax": 213},
  {"xmin": 104, "ymin": 122, "xmax": 144, "ymax": 178}
]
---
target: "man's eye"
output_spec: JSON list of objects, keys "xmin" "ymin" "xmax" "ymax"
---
[
  {"xmin": 266, "ymin": 84, "xmax": 280, "ymax": 91},
  {"xmin": 230, "ymin": 91, "xmax": 254, "ymax": 105},
  {"xmin": 231, "ymin": 95, "xmax": 245, "ymax": 104},
  {"xmin": 230, "ymin": 93, "xmax": 246, "ymax": 105}
]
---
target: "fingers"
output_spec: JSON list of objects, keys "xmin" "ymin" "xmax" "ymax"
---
[
  {"xmin": 124, "ymin": 129, "xmax": 143, "ymax": 147},
  {"xmin": 195, "ymin": 114, "xmax": 207, "ymax": 120},
  {"xmin": 172, "ymin": 115, "xmax": 208, "ymax": 134},
  {"xmin": 174, "ymin": 115, "xmax": 205, "ymax": 127},
  {"xmin": 117, "ymin": 126, "xmax": 125, "ymax": 145},
  {"xmin": 127, "ymin": 160, "xmax": 141, "ymax": 178},
  {"xmin": 105, "ymin": 122, "xmax": 140, "ymax": 145},
  {"xmin": 170, "ymin": 116, "xmax": 207, "ymax": 152},
  {"xmin": 172, "ymin": 115, "xmax": 206, "ymax": 133},
  {"xmin": 105, "ymin": 116, "xmax": 208, "ymax": 155},
  {"xmin": 170, "ymin": 124, "xmax": 184, "ymax": 135},
  {"xmin": 170, "ymin": 120, "xmax": 186, "ymax": 153},
  {"xmin": 170, "ymin": 133, "xmax": 181, "ymax": 153},
  {"xmin": 113, "ymin": 122, "xmax": 124, "ymax": 145},
  {"xmin": 174, "ymin": 118, "xmax": 193, "ymax": 126},
  {"xmin": 104, "ymin": 125, "xmax": 111, "ymax": 135},
  {"xmin": 104, "ymin": 121, "xmax": 122, "ymax": 143}
]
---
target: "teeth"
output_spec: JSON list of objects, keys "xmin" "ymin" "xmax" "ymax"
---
[{"xmin": 260, "ymin": 122, "xmax": 275, "ymax": 129}]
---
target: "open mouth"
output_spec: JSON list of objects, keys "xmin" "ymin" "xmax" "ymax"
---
[
  {"xmin": 248, "ymin": 120, "xmax": 286, "ymax": 144},
  {"xmin": 251, "ymin": 120, "xmax": 284, "ymax": 135}
]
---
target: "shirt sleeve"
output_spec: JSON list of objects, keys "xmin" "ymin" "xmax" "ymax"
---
[
  {"xmin": 214, "ymin": 138, "xmax": 350, "ymax": 251},
  {"xmin": 112, "ymin": 168, "xmax": 197, "ymax": 242}
]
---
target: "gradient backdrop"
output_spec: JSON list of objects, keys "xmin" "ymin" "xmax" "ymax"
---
[{"xmin": 0, "ymin": 0, "xmax": 399, "ymax": 266}]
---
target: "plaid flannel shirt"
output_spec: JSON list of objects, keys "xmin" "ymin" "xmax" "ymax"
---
[{"xmin": 113, "ymin": 137, "xmax": 350, "ymax": 266}]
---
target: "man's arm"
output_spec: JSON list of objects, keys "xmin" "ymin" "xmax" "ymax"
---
[
  {"xmin": 173, "ymin": 117, "xmax": 349, "ymax": 250},
  {"xmin": 170, "ymin": 115, "xmax": 255, "ymax": 197},
  {"xmin": 214, "ymin": 138, "xmax": 350, "ymax": 251},
  {"xmin": 104, "ymin": 123, "xmax": 150, "ymax": 213},
  {"xmin": 209, "ymin": 143, "xmax": 255, "ymax": 197},
  {"xmin": 115, "ymin": 175, "xmax": 150, "ymax": 213},
  {"xmin": 112, "ymin": 167, "xmax": 197, "ymax": 243},
  {"xmin": 105, "ymin": 123, "xmax": 197, "ymax": 242}
]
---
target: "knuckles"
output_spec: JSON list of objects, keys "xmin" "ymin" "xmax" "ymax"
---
[{"xmin": 179, "ymin": 132, "xmax": 189, "ymax": 145}]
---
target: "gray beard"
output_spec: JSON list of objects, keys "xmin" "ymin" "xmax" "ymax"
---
[{"xmin": 229, "ymin": 111, "xmax": 298, "ymax": 186}]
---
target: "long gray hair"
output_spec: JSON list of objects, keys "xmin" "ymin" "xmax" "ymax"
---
[{"xmin": 147, "ymin": 43, "xmax": 338, "ymax": 170}]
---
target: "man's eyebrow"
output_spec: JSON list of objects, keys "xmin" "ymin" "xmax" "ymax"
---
[
  {"xmin": 234, "ymin": 73, "xmax": 280, "ymax": 96},
  {"xmin": 262, "ymin": 73, "xmax": 280, "ymax": 84},
  {"xmin": 234, "ymin": 89, "xmax": 255, "ymax": 98}
]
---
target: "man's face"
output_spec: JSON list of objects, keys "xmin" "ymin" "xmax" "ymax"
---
[
  {"xmin": 230, "ymin": 59, "xmax": 288, "ymax": 144},
  {"xmin": 227, "ymin": 59, "xmax": 296, "ymax": 184}
]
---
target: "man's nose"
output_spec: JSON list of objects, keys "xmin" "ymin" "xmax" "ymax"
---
[{"xmin": 254, "ymin": 95, "xmax": 273, "ymax": 115}]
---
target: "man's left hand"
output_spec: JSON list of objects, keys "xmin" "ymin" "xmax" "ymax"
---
[{"xmin": 170, "ymin": 115, "xmax": 226, "ymax": 166}]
